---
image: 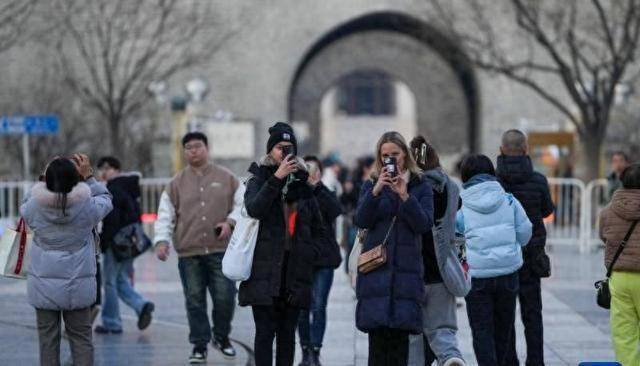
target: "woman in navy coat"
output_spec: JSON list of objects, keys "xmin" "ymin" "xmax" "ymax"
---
[{"xmin": 354, "ymin": 131, "xmax": 434, "ymax": 366}]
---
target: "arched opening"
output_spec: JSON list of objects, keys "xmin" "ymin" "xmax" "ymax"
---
[
  {"xmin": 320, "ymin": 70, "xmax": 417, "ymax": 163},
  {"xmin": 288, "ymin": 11, "xmax": 480, "ymax": 168}
]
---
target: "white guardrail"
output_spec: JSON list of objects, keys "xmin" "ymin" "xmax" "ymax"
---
[{"xmin": 0, "ymin": 177, "xmax": 608, "ymax": 252}]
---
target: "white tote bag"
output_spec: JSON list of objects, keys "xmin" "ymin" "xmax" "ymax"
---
[
  {"xmin": 0, "ymin": 218, "xmax": 32, "ymax": 279},
  {"xmin": 348, "ymin": 229, "xmax": 366, "ymax": 289},
  {"xmin": 222, "ymin": 207, "xmax": 259, "ymax": 281}
]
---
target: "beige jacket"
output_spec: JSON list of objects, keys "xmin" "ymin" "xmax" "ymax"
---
[
  {"xmin": 600, "ymin": 189, "xmax": 640, "ymax": 272},
  {"xmin": 154, "ymin": 163, "xmax": 241, "ymax": 257}
]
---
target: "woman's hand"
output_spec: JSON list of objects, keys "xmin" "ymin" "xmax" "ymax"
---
[
  {"xmin": 72, "ymin": 153, "xmax": 93, "ymax": 180},
  {"xmin": 372, "ymin": 167, "xmax": 393, "ymax": 196},
  {"xmin": 274, "ymin": 155, "xmax": 298, "ymax": 180},
  {"xmin": 391, "ymin": 175, "xmax": 409, "ymax": 201}
]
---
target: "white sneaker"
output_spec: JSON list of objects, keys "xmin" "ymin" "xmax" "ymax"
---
[{"xmin": 443, "ymin": 357, "xmax": 466, "ymax": 366}]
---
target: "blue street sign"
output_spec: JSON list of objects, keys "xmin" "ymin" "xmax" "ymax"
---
[{"xmin": 0, "ymin": 115, "xmax": 59, "ymax": 135}]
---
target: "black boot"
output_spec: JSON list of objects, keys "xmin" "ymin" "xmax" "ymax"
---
[
  {"xmin": 298, "ymin": 345, "xmax": 311, "ymax": 366},
  {"xmin": 310, "ymin": 347, "xmax": 321, "ymax": 366}
]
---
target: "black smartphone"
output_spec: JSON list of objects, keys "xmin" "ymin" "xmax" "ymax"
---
[
  {"xmin": 383, "ymin": 156, "xmax": 397, "ymax": 178},
  {"xmin": 282, "ymin": 145, "xmax": 294, "ymax": 159}
]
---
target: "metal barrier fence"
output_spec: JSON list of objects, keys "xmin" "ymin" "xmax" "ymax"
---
[{"xmin": 0, "ymin": 177, "xmax": 610, "ymax": 251}]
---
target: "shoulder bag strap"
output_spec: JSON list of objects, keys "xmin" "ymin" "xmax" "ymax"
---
[
  {"xmin": 381, "ymin": 216, "xmax": 397, "ymax": 247},
  {"xmin": 607, "ymin": 220, "xmax": 639, "ymax": 278}
]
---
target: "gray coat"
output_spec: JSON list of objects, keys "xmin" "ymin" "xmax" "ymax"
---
[
  {"xmin": 20, "ymin": 177, "xmax": 113, "ymax": 310},
  {"xmin": 424, "ymin": 169, "xmax": 471, "ymax": 297}
]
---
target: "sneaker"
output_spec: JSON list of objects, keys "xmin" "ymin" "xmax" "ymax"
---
[
  {"xmin": 213, "ymin": 337, "xmax": 236, "ymax": 359},
  {"xmin": 94, "ymin": 325, "xmax": 123, "ymax": 334},
  {"xmin": 443, "ymin": 357, "xmax": 466, "ymax": 366},
  {"xmin": 137, "ymin": 302, "xmax": 154, "ymax": 330},
  {"xmin": 188, "ymin": 347, "xmax": 207, "ymax": 364}
]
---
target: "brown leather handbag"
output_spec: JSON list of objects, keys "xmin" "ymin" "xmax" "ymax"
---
[{"xmin": 357, "ymin": 217, "xmax": 396, "ymax": 274}]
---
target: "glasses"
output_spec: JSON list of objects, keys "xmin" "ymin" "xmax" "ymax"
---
[{"xmin": 184, "ymin": 143, "xmax": 205, "ymax": 151}]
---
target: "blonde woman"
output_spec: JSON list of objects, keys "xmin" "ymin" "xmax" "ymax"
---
[{"xmin": 354, "ymin": 131, "xmax": 434, "ymax": 366}]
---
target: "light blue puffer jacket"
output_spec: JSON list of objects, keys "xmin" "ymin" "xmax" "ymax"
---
[
  {"xmin": 456, "ymin": 180, "xmax": 532, "ymax": 278},
  {"xmin": 20, "ymin": 178, "xmax": 112, "ymax": 310}
]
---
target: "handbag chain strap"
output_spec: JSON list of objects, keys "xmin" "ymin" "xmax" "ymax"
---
[
  {"xmin": 606, "ymin": 220, "xmax": 639, "ymax": 278},
  {"xmin": 381, "ymin": 217, "xmax": 397, "ymax": 248}
]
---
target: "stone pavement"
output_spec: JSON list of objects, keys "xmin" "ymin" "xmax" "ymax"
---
[{"xmin": 0, "ymin": 245, "xmax": 619, "ymax": 365}]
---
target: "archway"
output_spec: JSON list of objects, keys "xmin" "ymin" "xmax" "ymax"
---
[{"xmin": 288, "ymin": 11, "xmax": 480, "ymax": 167}]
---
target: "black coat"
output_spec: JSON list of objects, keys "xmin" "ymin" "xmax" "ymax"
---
[
  {"xmin": 497, "ymin": 155, "xmax": 554, "ymax": 262},
  {"xmin": 354, "ymin": 173, "xmax": 434, "ymax": 334},
  {"xmin": 239, "ymin": 161, "xmax": 324, "ymax": 309},
  {"xmin": 100, "ymin": 174, "xmax": 141, "ymax": 251},
  {"xmin": 313, "ymin": 183, "xmax": 343, "ymax": 268}
]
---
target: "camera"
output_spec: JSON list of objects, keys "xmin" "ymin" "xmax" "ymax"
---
[{"xmin": 383, "ymin": 156, "xmax": 397, "ymax": 178}]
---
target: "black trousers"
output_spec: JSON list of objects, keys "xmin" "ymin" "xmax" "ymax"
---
[
  {"xmin": 368, "ymin": 328, "xmax": 410, "ymax": 366},
  {"xmin": 508, "ymin": 272, "xmax": 544, "ymax": 366},
  {"xmin": 252, "ymin": 303, "xmax": 300, "ymax": 366}
]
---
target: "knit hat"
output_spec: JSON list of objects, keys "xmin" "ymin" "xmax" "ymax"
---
[{"xmin": 266, "ymin": 122, "xmax": 297, "ymax": 154}]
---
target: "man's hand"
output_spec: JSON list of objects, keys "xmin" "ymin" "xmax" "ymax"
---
[
  {"xmin": 216, "ymin": 221, "xmax": 233, "ymax": 241},
  {"xmin": 155, "ymin": 241, "xmax": 170, "ymax": 261}
]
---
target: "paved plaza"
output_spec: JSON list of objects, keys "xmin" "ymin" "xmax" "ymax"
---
[{"xmin": 0, "ymin": 245, "xmax": 617, "ymax": 365}]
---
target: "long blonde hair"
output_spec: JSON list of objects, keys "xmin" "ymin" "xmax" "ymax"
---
[{"xmin": 371, "ymin": 131, "xmax": 421, "ymax": 180}]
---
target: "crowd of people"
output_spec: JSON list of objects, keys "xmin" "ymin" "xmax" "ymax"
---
[{"xmin": 17, "ymin": 122, "xmax": 640, "ymax": 366}]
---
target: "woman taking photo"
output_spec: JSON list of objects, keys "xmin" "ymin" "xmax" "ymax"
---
[
  {"xmin": 354, "ymin": 131, "xmax": 434, "ymax": 366},
  {"xmin": 21, "ymin": 154, "xmax": 113, "ymax": 366},
  {"xmin": 240, "ymin": 122, "xmax": 325, "ymax": 366},
  {"xmin": 600, "ymin": 163, "xmax": 640, "ymax": 366}
]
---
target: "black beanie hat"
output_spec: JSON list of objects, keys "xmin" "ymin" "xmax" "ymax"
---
[{"xmin": 267, "ymin": 122, "xmax": 297, "ymax": 154}]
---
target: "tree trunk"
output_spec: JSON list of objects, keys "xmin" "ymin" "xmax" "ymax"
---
[
  {"xmin": 578, "ymin": 133, "xmax": 603, "ymax": 182},
  {"xmin": 108, "ymin": 117, "xmax": 121, "ymax": 155}
]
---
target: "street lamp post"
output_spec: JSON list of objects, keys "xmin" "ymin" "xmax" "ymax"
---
[{"xmin": 148, "ymin": 77, "xmax": 210, "ymax": 174}]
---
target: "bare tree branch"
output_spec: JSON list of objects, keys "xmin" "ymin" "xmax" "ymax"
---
[
  {"xmin": 427, "ymin": 0, "xmax": 640, "ymax": 179},
  {"xmin": 44, "ymin": 0, "xmax": 233, "ymax": 154},
  {"xmin": 0, "ymin": 0, "xmax": 39, "ymax": 52}
]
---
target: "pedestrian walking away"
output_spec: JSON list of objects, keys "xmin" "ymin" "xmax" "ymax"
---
[
  {"xmin": 599, "ymin": 163, "xmax": 640, "ymax": 366},
  {"xmin": 456, "ymin": 154, "xmax": 532, "ymax": 366},
  {"xmin": 240, "ymin": 122, "xmax": 326, "ymax": 366},
  {"xmin": 21, "ymin": 154, "xmax": 113, "ymax": 366},
  {"xmin": 154, "ymin": 132, "xmax": 242, "ymax": 364},
  {"xmin": 297, "ymin": 155, "xmax": 343, "ymax": 366},
  {"xmin": 496, "ymin": 129, "xmax": 554, "ymax": 366},
  {"xmin": 354, "ymin": 131, "xmax": 434, "ymax": 366},
  {"xmin": 94, "ymin": 156, "xmax": 155, "ymax": 335},
  {"xmin": 407, "ymin": 135, "xmax": 466, "ymax": 366}
]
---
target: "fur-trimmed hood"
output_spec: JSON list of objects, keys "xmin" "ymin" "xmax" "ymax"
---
[{"xmin": 29, "ymin": 182, "xmax": 92, "ymax": 223}]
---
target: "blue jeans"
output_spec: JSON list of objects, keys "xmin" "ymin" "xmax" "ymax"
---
[
  {"xmin": 101, "ymin": 248, "xmax": 148, "ymax": 331},
  {"xmin": 178, "ymin": 253, "xmax": 236, "ymax": 348},
  {"xmin": 465, "ymin": 272, "xmax": 519, "ymax": 366},
  {"xmin": 297, "ymin": 267, "xmax": 334, "ymax": 348}
]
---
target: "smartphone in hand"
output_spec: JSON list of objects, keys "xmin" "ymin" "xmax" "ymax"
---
[
  {"xmin": 282, "ymin": 145, "xmax": 294, "ymax": 159},
  {"xmin": 383, "ymin": 156, "xmax": 398, "ymax": 178}
]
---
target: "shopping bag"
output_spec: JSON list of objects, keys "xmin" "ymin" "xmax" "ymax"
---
[
  {"xmin": 0, "ymin": 218, "xmax": 32, "ymax": 279},
  {"xmin": 222, "ymin": 207, "xmax": 259, "ymax": 281}
]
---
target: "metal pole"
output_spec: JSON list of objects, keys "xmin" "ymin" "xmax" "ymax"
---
[{"xmin": 22, "ymin": 133, "xmax": 30, "ymax": 181}]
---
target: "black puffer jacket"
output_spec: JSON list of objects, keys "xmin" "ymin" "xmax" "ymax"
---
[
  {"xmin": 100, "ymin": 173, "xmax": 141, "ymax": 252},
  {"xmin": 313, "ymin": 183, "xmax": 343, "ymax": 268},
  {"xmin": 239, "ymin": 158, "xmax": 324, "ymax": 309},
  {"xmin": 496, "ymin": 155, "xmax": 554, "ymax": 253}
]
